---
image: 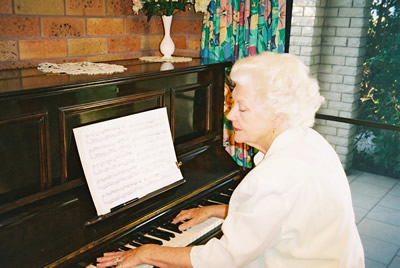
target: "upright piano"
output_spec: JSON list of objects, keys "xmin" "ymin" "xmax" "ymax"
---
[{"xmin": 0, "ymin": 59, "xmax": 241, "ymax": 267}]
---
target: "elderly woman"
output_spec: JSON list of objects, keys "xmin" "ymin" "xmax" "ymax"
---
[{"xmin": 97, "ymin": 52, "xmax": 364, "ymax": 268}]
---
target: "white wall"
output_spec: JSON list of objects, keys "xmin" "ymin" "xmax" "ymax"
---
[{"xmin": 289, "ymin": 0, "xmax": 371, "ymax": 170}]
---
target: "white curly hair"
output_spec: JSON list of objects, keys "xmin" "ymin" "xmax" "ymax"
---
[{"xmin": 230, "ymin": 52, "xmax": 324, "ymax": 128}]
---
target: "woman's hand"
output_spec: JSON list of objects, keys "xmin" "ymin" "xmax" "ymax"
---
[
  {"xmin": 96, "ymin": 244, "xmax": 193, "ymax": 268},
  {"xmin": 96, "ymin": 245, "xmax": 148, "ymax": 268},
  {"xmin": 172, "ymin": 204, "xmax": 228, "ymax": 231}
]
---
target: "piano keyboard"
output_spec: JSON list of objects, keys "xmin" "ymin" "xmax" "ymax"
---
[{"xmin": 81, "ymin": 188, "xmax": 234, "ymax": 268}]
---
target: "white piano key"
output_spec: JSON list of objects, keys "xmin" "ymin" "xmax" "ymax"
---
[{"xmin": 88, "ymin": 214, "xmax": 224, "ymax": 268}]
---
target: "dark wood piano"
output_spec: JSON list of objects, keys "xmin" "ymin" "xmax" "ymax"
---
[{"xmin": 0, "ymin": 59, "xmax": 241, "ymax": 267}]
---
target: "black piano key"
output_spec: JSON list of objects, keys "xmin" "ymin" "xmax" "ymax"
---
[
  {"xmin": 210, "ymin": 194, "xmax": 230, "ymax": 204},
  {"xmin": 120, "ymin": 237, "xmax": 134, "ymax": 244},
  {"xmin": 75, "ymin": 262, "xmax": 88, "ymax": 268},
  {"xmin": 199, "ymin": 200, "xmax": 217, "ymax": 206},
  {"xmin": 129, "ymin": 241, "xmax": 142, "ymax": 248},
  {"xmin": 161, "ymin": 222, "xmax": 182, "ymax": 234},
  {"xmin": 133, "ymin": 234, "xmax": 163, "ymax": 245},
  {"xmin": 184, "ymin": 204, "xmax": 200, "ymax": 210},
  {"xmin": 221, "ymin": 189, "xmax": 233, "ymax": 196},
  {"xmin": 148, "ymin": 227, "xmax": 175, "ymax": 240},
  {"xmin": 118, "ymin": 245, "xmax": 131, "ymax": 251}
]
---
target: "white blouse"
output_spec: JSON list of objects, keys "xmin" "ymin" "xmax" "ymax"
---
[{"xmin": 191, "ymin": 128, "xmax": 364, "ymax": 268}]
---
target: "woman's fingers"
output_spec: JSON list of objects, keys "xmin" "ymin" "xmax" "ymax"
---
[
  {"xmin": 96, "ymin": 251, "xmax": 125, "ymax": 268},
  {"xmin": 172, "ymin": 209, "xmax": 193, "ymax": 223},
  {"xmin": 172, "ymin": 207, "xmax": 211, "ymax": 230}
]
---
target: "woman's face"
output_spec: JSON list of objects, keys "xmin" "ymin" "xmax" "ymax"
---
[{"xmin": 227, "ymin": 83, "xmax": 275, "ymax": 153}]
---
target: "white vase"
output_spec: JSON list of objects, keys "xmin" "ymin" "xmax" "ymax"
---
[{"xmin": 160, "ymin": 15, "xmax": 175, "ymax": 59}]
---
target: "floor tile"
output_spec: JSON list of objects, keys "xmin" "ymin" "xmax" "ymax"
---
[
  {"xmin": 352, "ymin": 191, "xmax": 381, "ymax": 210},
  {"xmin": 350, "ymin": 180, "xmax": 391, "ymax": 198},
  {"xmin": 367, "ymin": 206, "xmax": 400, "ymax": 227},
  {"xmin": 349, "ymin": 171, "xmax": 400, "ymax": 268},
  {"xmin": 360, "ymin": 235, "xmax": 400, "ymax": 265},
  {"xmin": 388, "ymin": 256, "xmax": 400, "ymax": 268},
  {"xmin": 355, "ymin": 172, "xmax": 399, "ymax": 189},
  {"xmin": 348, "ymin": 169, "xmax": 364, "ymax": 182},
  {"xmin": 354, "ymin": 206, "xmax": 369, "ymax": 224},
  {"xmin": 358, "ymin": 219, "xmax": 400, "ymax": 246},
  {"xmin": 378, "ymin": 194, "xmax": 400, "ymax": 211},
  {"xmin": 390, "ymin": 183, "xmax": 400, "ymax": 197},
  {"xmin": 365, "ymin": 258, "xmax": 388, "ymax": 268}
]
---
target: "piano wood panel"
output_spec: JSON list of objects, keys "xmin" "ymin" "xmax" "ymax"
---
[
  {"xmin": 0, "ymin": 59, "xmax": 238, "ymax": 268},
  {"xmin": 58, "ymin": 91, "xmax": 166, "ymax": 182},
  {"xmin": 0, "ymin": 112, "xmax": 50, "ymax": 202}
]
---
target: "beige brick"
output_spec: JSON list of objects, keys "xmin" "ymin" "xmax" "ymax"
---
[
  {"xmin": 108, "ymin": 36, "xmax": 141, "ymax": 53},
  {"xmin": 19, "ymin": 39, "xmax": 67, "ymax": 60},
  {"xmin": 14, "ymin": 0, "xmax": 64, "ymax": 15},
  {"xmin": 0, "ymin": 0, "xmax": 12, "ymax": 14},
  {"xmin": 0, "ymin": 17, "xmax": 40, "ymax": 38},
  {"xmin": 0, "ymin": 40, "xmax": 17, "ymax": 61},
  {"xmin": 173, "ymin": 35, "xmax": 187, "ymax": 50},
  {"xmin": 41, "ymin": 17, "xmax": 85, "ymax": 37},
  {"xmin": 125, "ymin": 17, "xmax": 163, "ymax": 34},
  {"xmin": 188, "ymin": 36, "xmax": 200, "ymax": 51},
  {"xmin": 66, "ymin": 0, "xmax": 105, "ymax": 16},
  {"xmin": 140, "ymin": 35, "xmax": 163, "ymax": 50},
  {"xmin": 87, "ymin": 18, "xmax": 123, "ymax": 36},
  {"xmin": 172, "ymin": 18, "xmax": 202, "ymax": 34},
  {"xmin": 107, "ymin": 0, "xmax": 134, "ymax": 16},
  {"xmin": 68, "ymin": 38, "xmax": 107, "ymax": 56}
]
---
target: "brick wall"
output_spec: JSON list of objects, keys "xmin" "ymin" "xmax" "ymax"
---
[
  {"xmin": 289, "ymin": 0, "xmax": 370, "ymax": 171},
  {"xmin": 0, "ymin": 0, "xmax": 203, "ymax": 70}
]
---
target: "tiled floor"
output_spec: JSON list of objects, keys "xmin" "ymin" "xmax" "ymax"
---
[{"xmin": 348, "ymin": 170, "xmax": 400, "ymax": 268}]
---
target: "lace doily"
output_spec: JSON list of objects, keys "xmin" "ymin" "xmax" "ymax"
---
[
  {"xmin": 139, "ymin": 56, "xmax": 192, "ymax": 63},
  {"xmin": 37, "ymin": 62, "xmax": 127, "ymax": 75}
]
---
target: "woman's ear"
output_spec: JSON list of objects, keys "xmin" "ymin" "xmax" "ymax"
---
[{"xmin": 272, "ymin": 113, "xmax": 288, "ymax": 129}]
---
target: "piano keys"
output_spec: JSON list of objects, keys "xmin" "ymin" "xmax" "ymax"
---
[
  {"xmin": 0, "ymin": 59, "xmax": 241, "ymax": 268},
  {"xmin": 80, "ymin": 184, "xmax": 236, "ymax": 268}
]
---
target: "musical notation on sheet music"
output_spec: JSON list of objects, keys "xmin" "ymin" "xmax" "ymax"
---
[{"xmin": 73, "ymin": 108, "xmax": 183, "ymax": 215}]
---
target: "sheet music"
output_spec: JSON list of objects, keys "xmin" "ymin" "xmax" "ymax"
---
[{"xmin": 73, "ymin": 107, "xmax": 183, "ymax": 216}]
